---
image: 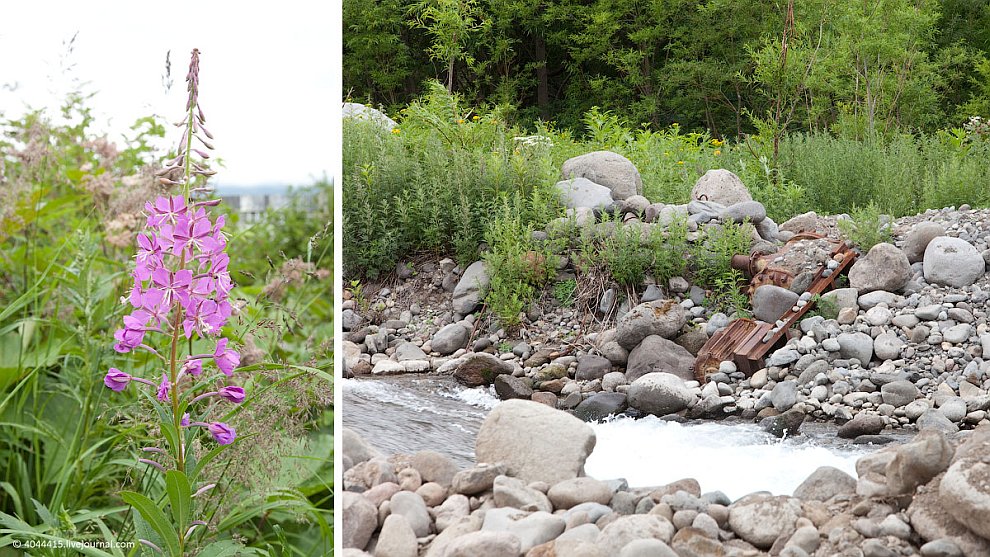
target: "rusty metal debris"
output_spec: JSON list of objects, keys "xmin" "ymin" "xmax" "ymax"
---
[{"xmin": 693, "ymin": 236, "xmax": 858, "ymax": 381}]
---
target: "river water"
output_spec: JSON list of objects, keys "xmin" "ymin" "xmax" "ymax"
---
[{"xmin": 341, "ymin": 375, "xmax": 880, "ymax": 501}]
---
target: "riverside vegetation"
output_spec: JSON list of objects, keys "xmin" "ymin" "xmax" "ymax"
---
[
  {"xmin": 0, "ymin": 50, "xmax": 332, "ymax": 555},
  {"xmin": 341, "ymin": 85, "xmax": 990, "ymax": 555}
]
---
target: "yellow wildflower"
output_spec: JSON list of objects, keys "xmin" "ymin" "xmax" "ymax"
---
[
  {"xmin": 472, "ymin": 115, "xmax": 480, "ymax": 121},
  {"xmin": 456, "ymin": 119, "xmax": 465, "ymax": 124},
  {"xmin": 714, "ymin": 150, "xmax": 721, "ymax": 156},
  {"xmin": 677, "ymin": 160, "xmax": 684, "ymax": 165},
  {"xmin": 710, "ymin": 138, "xmax": 724, "ymax": 147},
  {"xmin": 392, "ymin": 128, "xmax": 401, "ymax": 135}
]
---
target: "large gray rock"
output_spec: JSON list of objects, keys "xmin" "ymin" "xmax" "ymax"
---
[
  {"xmin": 410, "ymin": 450, "xmax": 460, "ymax": 487},
  {"xmin": 342, "ymin": 427, "xmax": 383, "ymax": 467},
  {"xmin": 909, "ymin": 480, "xmax": 990, "ymax": 557},
  {"xmin": 434, "ymin": 495, "xmax": 471, "ymax": 532},
  {"xmin": 615, "ymin": 300, "xmax": 688, "ymax": 350},
  {"xmin": 690, "ymin": 169, "xmax": 752, "ymax": 206},
  {"xmin": 903, "ymin": 222, "xmax": 945, "ymax": 263},
  {"xmin": 476, "ymin": 399, "xmax": 596, "ymax": 484},
  {"xmin": 452, "ymin": 261, "xmax": 490, "ymax": 314},
  {"xmin": 882, "ymin": 380, "xmax": 919, "ymax": 407},
  {"xmin": 452, "ymin": 463, "xmax": 507, "ymax": 495},
  {"xmin": 752, "ymin": 284, "xmax": 799, "ymax": 323},
  {"xmin": 720, "ymin": 200, "xmax": 767, "ymax": 224},
  {"xmin": 939, "ymin": 428, "xmax": 990, "ymax": 539},
  {"xmin": 838, "ymin": 412, "xmax": 884, "ymax": 438},
  {"xmin": 728, "ymin": 495, "xmax": 803, "ymax": 549},
  {"xmin": 555, "ymin": 177, "xmax": 616, "ymax": 210},
  {"xmin": 343, "ymin": 102, "xmax": 397, "ymax": 130},
  {"xmin": 874, "ymin": 332, "xmax": 905, "ymax": 361},
  {"xmin": 625, "ymin": 335, "xmax": 695, "ymax": 382},
  {"xmin": 627, "ymin": 372, "xmax": 697, "ymax": 417},
  {"xmin": 432, "ymin": 323, "xmax": 470, "ymax": 355},
  {"xmin": 821, "ymin": 287, "xmax": 859, "ymax": 310},
  {"xmin": 573, "ymin": 392, "xmax": 627, "ymax": 422},
  {"xmin": 561, "ymin": 151, "xmax": 643, "ymax": 201},
  {"xmin": 596, "ymin": 515, "xmax": 676, "ymax": 554},
  {"xmin": 886, "ymin": 429, "xmax": 953, "ymax": 496},
  {"xmin": 494, "ymin": 374, "xmax": 534, "ymax": 400},
  {"xmin": 492, "ymin": 475, "xmax": 552, "ymax": 512},
  {"xmin": 547, "ymin": 477, "xmax": 614, "ymax": 509},
  {"xmin": 838, "ymin": 332, "xmax": 874, "ymax": 364},
  {"xmin": 779, "ymin": 211, "xmax": 819, "ymax": 235},
  {"xmin": 770, "ymin": 380, "xmax": 799, "ymax": 411},
  {"xmin": 453, "ymin": 352, "xmax": 513, "ymax": 387},
  {"xmin": 390, "ymin": 491, "xmax": 432, "ymax": 537},
  {"xmin": 485, "ymin": 510, "xmax": 566, "ymax": 553},
  {"xmin": 793, "ymin": 466, "xmax": 857, "ymax": 501},
  {"xmin": 576, "ymin": 354, "xmax": 613, "ymax": 381},
  {"xmin": 375, "ymin": 514, "xmax": 418, "ymax": 557},
  {"xmin": 924, "ymin": 237, "xmax": 986, "ymax": 288},
  {"xmin": 442, "ymin": 531, "xmax": 521, "ymax": 557},
  {"xmin": 342, "ymin": 491, "xmax": 378, "ymax": 549},
  {"xmin": 849, "ymin": 243, "xmax": 911, "ymax": 293}
]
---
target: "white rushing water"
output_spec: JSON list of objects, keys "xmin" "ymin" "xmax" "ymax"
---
[
  {"xmin": 586, "ymin": 416, "xmax": 869, "ymax": 501},
  {"xmin": 343, "ymin": 378, "xmax": 874, "ymax": 500}
]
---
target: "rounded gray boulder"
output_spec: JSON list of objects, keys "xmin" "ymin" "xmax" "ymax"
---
[
  {"xmin": 627, "ymin": 372, "xmax": 697, "ymax": 417},
  {"xmin": 924, "ymin": 236, "xmax": 985, "ymax": 287},
  {"xmin": 561, "ymin": 151, "xmax": 643, "ymax": 201}
]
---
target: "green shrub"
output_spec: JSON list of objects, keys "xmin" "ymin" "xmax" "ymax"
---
[
  {"xmin": 690, "ymin": 222, "xmax": 752, "ymax": 316},
  {"xmin": 837, "ymin": 201, "xmax": 894, "ymax": 252},
  {"xmin": 483, "ymin": 194, "xmax": 556, "ymax": 326}
]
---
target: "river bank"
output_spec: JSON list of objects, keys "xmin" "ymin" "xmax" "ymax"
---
[{"xmin": 341, "ymin": 156, "xmax": 990, "ymax": 555}]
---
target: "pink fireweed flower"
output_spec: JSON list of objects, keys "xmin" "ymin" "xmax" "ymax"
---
[
  {"xmin": 213, "ymin": 338, "xmax": 240, "ymax": 375},
  {"xmin": 207, "ymin": 422, "xmax": 236, "ymax": 445},
  {"xmin": 104, "ymin": 368, "xmax": 156, "ymax": 391},
  {"xmin": 145, "ymin": 195, "xmax": 188, "ymax": 227},
  {"xmin": 104, "ymin": 368, "xmax": 131, "ymax": 391},
  {"xmin": 181, "ymin": 358, "xmax": 203, "ymax": 377},
  {"xmin": 113, "ymin": 310, "xmax": 152, "ymax": 352},
  {"xmin": 151, "ymin": 268, "xmax": 193, "ymax": 308},
  {"xmin": 134, "ymin": 233, "xmax": 165, "ymax": 281},
  {"xmin": 156, "ymin": 373, "xmax": 170, "ymax": 402},
  {"xmin": 183, "ymin": 299, "xmax": 229, "ymax": 338},
  {"xmin": 172, "ymin": 209, "xmax": 213, "ymax": 256},
  {"xmin": 218, "ymin": 385, "xmax": 245, "ymax": 403}
]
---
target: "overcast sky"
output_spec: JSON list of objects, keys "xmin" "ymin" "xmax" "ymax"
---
[{"xmin": 0, "ymin": 2, "xmax": 334, "ymax": 189}]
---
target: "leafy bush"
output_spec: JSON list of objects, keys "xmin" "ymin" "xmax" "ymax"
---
[
  {"xmin": 837, "ymin": 202, "xmax": 894, "ymax": 253},
  {"xmin": 690, "ymin": 222, "xmax": 753, "ymax": 316},
  {"xmin": 482, "ymin": 194, "xmax": 557, "ymax": 326}
]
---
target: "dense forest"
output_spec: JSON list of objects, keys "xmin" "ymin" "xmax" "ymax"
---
[{"xmin": 344, "ymin": 0, "xmax": 990, "ymax": 135}]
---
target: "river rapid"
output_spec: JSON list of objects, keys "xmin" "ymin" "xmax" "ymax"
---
[{"xmin": 342, "ymin": 375, "xmax": 891, "ymax": 501}]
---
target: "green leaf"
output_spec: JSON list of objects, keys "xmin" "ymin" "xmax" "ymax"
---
[
  {"xmin": 119, "ymin": 491, "xmax": 181, "ymax": 557},
  {"xmin": 197, "ymin": 540, "xmax": 254, "ymax": 557},
  {"xmin": 164, "ymin": 470, "xmax": 191, "ymax": 532}
]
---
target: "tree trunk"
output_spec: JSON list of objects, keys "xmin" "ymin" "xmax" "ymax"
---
[{"xmin": 535, "ymin": 35, "xmax": 549, "ymax": 120}]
